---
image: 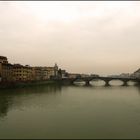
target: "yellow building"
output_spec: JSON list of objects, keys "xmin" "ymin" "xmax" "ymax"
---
[
  {"xmin": 46, "ymin": 63, "xmax": 58, "ymax": 79},
  {"xmin": 33, "ymin": 66, "xmax": 54, "ymax": 80},
  {"xmin": 33, "ymin": 67, "xmax": 46, "ymax": 81},
  {"xmin": 0, "ymin": 56, "xmax": 13, "ymax": 82},
  {"xmin": 46, "ymin": 67, "xmax": 55, "ymax": 79},
  {"xmin": 0, "ymin": 56, "xmax": 59, "ymax": 82},
  {"xmin": 13, "ymin": 64, "xmax": 33, "ymax": 81},
  {"xmin": 33, "ymin": 64, "xmax": 58, "ymax": 80},
  {"xmin": 0, "ymin": 63, "xmax": 13, "ymax": 82}
]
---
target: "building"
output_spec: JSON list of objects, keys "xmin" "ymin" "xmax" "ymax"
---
[
  {"xmin": 33, "ymin": 64, "xmax": 58, "ymax": 80},
  {"xmin": 33, "ymin": 67, "xmax": 47, "ymax": 81},
  {"xmin": 13, "ymin": 64, "xmax": 33, "ymax": 81},
  {"xmin": 61, "ymin": 70, "xmax": 67, "ymax": 78},
  {"xmin": 81, "ymin": 74, "xmax": 89, "ymax": 78},
  {"xmin": 119, "ymin": 73, "xmax": 130, "ymax": 78},
  {"xmin": 13, "ymin": 63, "xmax": 59, "ymax": 81},
  {"xmin": 0, "ymin": 56, "xmax": 13, "ymax": 82},
  {"xmin": 44, "ymin": 63, "xmax": 59, "ymax": 79},
  {"xmin": 0, "ymin": 56, "xmax": 59, "ymax": 82},
  {"xmin": 54, "ymin": 63, "xmax": 58, "ymax": 77},
  {"xmin": 46, "ymin": 67, "xmax": 56, "ymax": 79},
  {"xmin": 67, "ymin": 73, "xmax": 80, "ymax": 78},
  {"xmin": 0, "ymin": 56, "xmax": 8, "ymax": 64},
  {"xmin": 131, "ymin": 68, "xmax": 140, "ymax": 78},
  {"xmin": 0, "ymin": 63, "xmax": 13, "ymax": 82}
]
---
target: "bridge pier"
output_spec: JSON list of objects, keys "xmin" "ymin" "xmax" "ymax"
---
[
  {"xmin": 105, "ymin": 80, "xmax": 110, "ymax": 86},
  {"xmin": 70, "ymin": 80, "xmax": 75, "ymax": 85},
  {"xmin": 122, "ymin": 80, "xmax": 128, "ymax": 86},
  {"xmin": 135, "ymin": 81, "xmax": 140, "ymax": 86},
  {"xmin": 85, "ymin": 80, "xmax": 90, "ymax": 86},
  {"xmin": 59, "ymin": 77, "xmax": 140, "ymax": 87}
]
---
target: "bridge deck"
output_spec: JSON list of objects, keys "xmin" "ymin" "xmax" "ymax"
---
[{"xmin": 61, "ymin": 76, "xmax": 140, "ymax": 82}]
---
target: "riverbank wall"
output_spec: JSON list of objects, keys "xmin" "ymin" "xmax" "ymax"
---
[{"xmin": 0, "ymin": 80, "xmax": 59, "ymax": 89}]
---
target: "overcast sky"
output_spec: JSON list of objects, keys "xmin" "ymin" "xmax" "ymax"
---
[{"xmin": 0, "ymin": 1, "xmax": 140, "ymax": 75}]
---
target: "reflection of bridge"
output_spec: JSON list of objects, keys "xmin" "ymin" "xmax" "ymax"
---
[{"xmin": 59, "ymin": 76, "xmax": 140, "ymax": 86}]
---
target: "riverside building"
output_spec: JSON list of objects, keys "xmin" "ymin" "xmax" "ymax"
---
[
  {"xmin": 12, "ymin": 64, "xmax": 33, "ymax": 81},
  {"xmin": 131, "ymin": 68, "xmax": 140, "ymax": 78},
  {"xmin": 0, "ymin": 55, "xmax": 59, "ymax": 82},
  {"xmin": 0, "ymin": 56, "xmax": 8, "ymax": 64},
  {"xmin": 33, "ymin": 64, "xmax": 59, "ymax": 80},
  {"xmin": 0, "ymin": 56, "xmax": 13, "ymax": 82}
]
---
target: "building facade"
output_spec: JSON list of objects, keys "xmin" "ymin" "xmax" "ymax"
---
[
  {"xmin": 33, "ymin": 64, "xmax": 58, "ymax": 80},
  {"xmin": 13, "ymin": 64, "xmax": 33, "ymax": 81},
  {"xmin": 0, "ymin": 56, "xmax": 13, "ymax": 82},
  {"xmin": 131, "ymin": 68, "xmax": 140, "ymax": 78},
  {"xmin": 0, "ymin": 56, "xmax": 59, "ymax": 82},
  {"xmin": 46, "ymin": 67, "xmax": 56, "ymax": 79},
  {"xmin": 0, "ymin": 63, "xmax": 13, "ymax": 82},
  {"xmin": 33, "ymin": 67, "xmax": 47, "ymax": 81},
  {"xmin": 67, "ymin": 73, "xmax": 80, "ymax": 78},
  {"xmin": 45, "ymin": 64, "xmax": 58, "ymax": 79},
  {"xmin": 0, "ymin": 56, "xmax": 8, "ymax": 64}
]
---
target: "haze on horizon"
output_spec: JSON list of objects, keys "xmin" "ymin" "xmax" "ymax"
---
[{"xmin": 0, "ymin": 1, "xmax": 140, "ymax": 76}]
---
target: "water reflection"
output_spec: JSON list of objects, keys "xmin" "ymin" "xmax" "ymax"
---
[
  {"xmin": 90, "ymin": 79, "xmax": 105, "ymax": 86},
  {"xmin": 0, "ymin": 96, "xmax": 10, "ymax": 118},
  {"xmin": 69, "ymin": 82, "xmax": 140, "ymax": 89},
  {"xmin": 1, "ymin": 84, "xmax": 140, "ymax": 139},
  {"xmin": 136, "ymin": 85, "xmax": 140, "ymax": 94},
  {"xmin": 0, "ymin": 84, "xmax": 62, "ymax": 119},
  {"xmin": 73, "ymin": 80, "xmax": 140, "ymax": 87}
]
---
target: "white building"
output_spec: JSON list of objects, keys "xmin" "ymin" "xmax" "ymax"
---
[{"xmin": 119, "ymin": 73, "xmax": 130, "ymax": 78}]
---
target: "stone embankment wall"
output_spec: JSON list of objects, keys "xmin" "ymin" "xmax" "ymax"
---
[{"xmin": 0, "ymin": 80, "xmax": 58, "ymax": 89}]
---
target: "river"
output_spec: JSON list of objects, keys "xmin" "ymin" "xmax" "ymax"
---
[{"xmin": 0, "ymin": 81, "xmax": 140, "ymax": 139}]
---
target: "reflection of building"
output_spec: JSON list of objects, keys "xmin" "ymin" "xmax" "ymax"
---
[
  {"xmin": 131, "ymin": 68, "xmax": 140, "ymax": 78},
  {"xmin": 0, "ymin": 94, "xmax": 10, "ymax": 118}
]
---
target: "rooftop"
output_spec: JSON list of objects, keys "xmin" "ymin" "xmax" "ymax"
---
[
  {"xmin": 0, "ymin": 56, "xmax": 7, "ymax": 59},
  {"xmin": 134, "ymin": 68, "xmax": 140, "ymax": 73}
]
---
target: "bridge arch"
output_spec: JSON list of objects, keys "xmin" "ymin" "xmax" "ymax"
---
[
  {"xmin": 89, "ymin": 79, "xmax": 106, "ymax": 86},
  {"xmin": 67, "ymin": 77, "xmax": 140, "ymax": 86},
  {"xmin": 108, "ymin": 79, "xmax": 125, "ymax": 86},
  {"xmin": 72, "ymin": 79, "xmax": 86, "ymax": 86},
  {"xmin": 127, "ymin": 80, "xmax": 139, "ymax": 86}
]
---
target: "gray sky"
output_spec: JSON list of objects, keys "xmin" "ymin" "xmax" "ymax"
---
[{"xmin": 0, "ymin": 1, "xmax": 140, "ymax": 75}]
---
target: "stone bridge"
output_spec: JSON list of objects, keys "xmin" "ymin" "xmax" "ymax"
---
[{"xmin": 59, "ymin": 76, "xmax": 140, "ymax": 86}]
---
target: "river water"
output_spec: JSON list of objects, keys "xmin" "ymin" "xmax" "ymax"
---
[{"xmin": 0, "ymin": 81, "xmax": 140, "ymax": 139}]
